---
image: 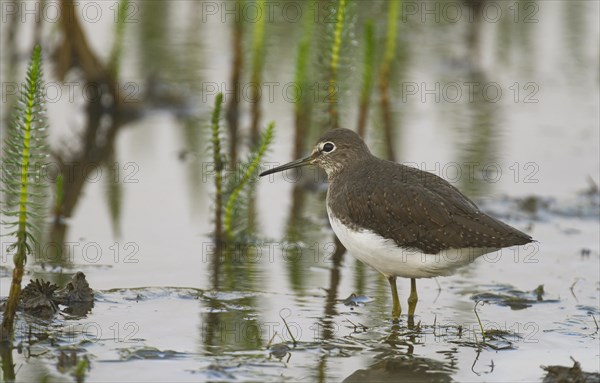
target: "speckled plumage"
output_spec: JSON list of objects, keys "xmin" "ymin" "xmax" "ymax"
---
[
  {"xmin": 326, "ymin": 150, "xmax": 531, "ymax": 254},
  {"xmin": 313, "ymin": 129, "xmax": 532, "ymax": 255}
]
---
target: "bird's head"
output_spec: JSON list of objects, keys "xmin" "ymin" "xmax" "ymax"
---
[{"xmin": 260, "ymin": 128, "xmax": 371, "ymax": 179}]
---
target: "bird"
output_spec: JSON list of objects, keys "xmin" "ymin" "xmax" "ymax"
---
[{"xmin": 259, "ymin": 128, "xmax": 534, "ymax": 321}]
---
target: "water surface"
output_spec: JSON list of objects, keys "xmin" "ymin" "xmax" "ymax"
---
[{"xmin": 1, "ymin": 1, "xmax": 599, "ymax": 381}]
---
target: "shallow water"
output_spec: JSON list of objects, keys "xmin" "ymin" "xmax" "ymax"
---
[{"xmin": 1, "ymin": 1, "xmax": 599, "ymax": 382}]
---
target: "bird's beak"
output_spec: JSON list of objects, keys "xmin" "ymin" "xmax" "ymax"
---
[{"xmin": 259, "ymin": 154, "xmax": 314, "ymax": 177}]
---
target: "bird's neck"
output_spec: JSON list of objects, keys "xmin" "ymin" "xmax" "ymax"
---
[{"xmin": 324, "ymin": 154, "xmax": 372, "ymax": 182}]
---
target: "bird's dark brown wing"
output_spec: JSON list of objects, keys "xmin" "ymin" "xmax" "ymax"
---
[{"xmin": 328, "ymin": 161, "xmax": 533, "ymax": 254}]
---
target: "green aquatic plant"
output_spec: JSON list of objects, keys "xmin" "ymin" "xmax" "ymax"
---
[
  {"xmin": 383, "ymin": 1, "xmax": 399, "ymax": 68},
  {"xmin": 208, "ymin": 93, "xmax": 275, "ymax": 242},
  {"xmin": 330, "ymin": 0, "xmax": 346, "ymax": 76},
  {"xmin": 108, "ymin": 0, "xmax": 130, "ymax": 79},
  {"xmin": 473, "ymin": 300, "xmax": 486, "ymax": 343},
  {"xmin": 292, "ymin": 2, "xmax": 315, "ymax": 159},
  {"xmin": 226, "ymin": 0, "xmax": 245, "ymax": 164},
  {"xmin": 103, "ymin": 0, "xmax": 129, "ymax": 237},
  {"xmin": 1, "ymin": 45, "xmax": 49, "ymax": 341},
  {"xmin": 52, "ymin": 173, "xmax": 64, "ymax": 219},
  {"xmin": 73, "ymin": 355, "xmax": 90, "ymax": 383},
  {"xmin": 356, "ymin": 20, "xmax": 375, "ymax": 138},
  {"xmin": 327, "ymin": 0, "xmax": 347, "ymax": 130},
  {"xmin": 224, "ymin": 122, "xmax": 274, "ymax": 240},
  {"xmin": 279, "ymin": 309, "xmax": 298, "ymax": 346},
  {"xmin": 249, "ymin": 0, "xmax": 267, "ymax": 144},
  {"xmin": 104, "ymin": 153, "xmax": 123, "ymax": 238},
  {"xmin": 250, "ymin": 0, "xmax": 267, "ymax": 80},
  {"xmin": 378, "ymin": 0, "xmax": 399, "ymax": 161},
  {"xmin": 210, "ymin": 93, "xmax": 225, "ymax": 245}
]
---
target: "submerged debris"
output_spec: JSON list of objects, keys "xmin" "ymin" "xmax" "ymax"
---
[
  {"xmin": 342, "ymin": 293, "xmax": 372, "ymax": 307},
  {"xmin": 55, "ymin": 272, "xmax": 95, "ymax": 316},
  {"xmin": 20, "ymin": 279, "xmax": 59, "ymax": 319},
  {"xmin": 534, "ymin": 285, "xmax": 545, "ymax": 301},
  {"xmin": 203, "ymin": 363, "xmax": 237, "ymax": 380},
  {"xmin": 471, "ymin": 284, "xmax": 558, "ymax": 310},
  {"xmin": 19, "ymin": 272, "xmax": 94, "ymax": 318},
  {"xmin": 55, "ymin": 272, "xmax": 94, "ymax": 305},
  {"xmin": 268, "ymin": 343, "xmax": 291, "ymax": 362},
  {"xmin": 118, "ymin": 346, "xmax": 185, "ymax": 361},
  {"xmin": 542, "ymin": 357, "xmax": 600, "ymax": 383}
]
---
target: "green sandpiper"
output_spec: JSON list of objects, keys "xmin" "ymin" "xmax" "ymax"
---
[{"xmin": 260, "ymin": 128, "xmax": 534, "ymax": 320}]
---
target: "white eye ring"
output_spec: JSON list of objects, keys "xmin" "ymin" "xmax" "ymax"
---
[{"xmin": 321, "ymin": 142, "xmax": 336, "ymax": 153}]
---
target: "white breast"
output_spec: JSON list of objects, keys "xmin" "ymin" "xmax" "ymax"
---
[{"xmin": 326, "ymin": 206, "xmax": 498, "ymax": 279}]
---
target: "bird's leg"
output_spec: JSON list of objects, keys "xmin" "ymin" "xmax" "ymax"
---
[
  {"xmin": 387, "ymin": 276, "xmax": 401, "ymax": 319},
  {"xmin": 408, "ymin": 278, "xmax": 418, "ymax": 320}
]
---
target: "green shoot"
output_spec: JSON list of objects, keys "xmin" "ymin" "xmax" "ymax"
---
[
  {"xmin": 280, "ymin": 309, "xmax": 298, "ymax": 346},
  {"xmin": 249, "ymin": 0, "xmax": 267, "ymax": 144},
  {"xmin": 1, "ymin": 45, "xmax": 49, "ymax": 341},
  {"xmin": 224, "ymin": 122, "xmax": 275, "ymax": 240},
  {"xmin": 294, "ymin": 4, "xmax": 314, "ymax": 100},
  {"xmin": 208, "ymin": 94, "xmax": 275, "ymax": 244},
  {"xmin": 330, "ymin": 0, "xmax": 347, "ymax": 75},
  {"xmin": 225, "ymin": 0, "xmax": 245, "ymax": 164},
  {"xmin": 327, "ymin": 0, "xmax": 347, "ymax": 130},
  {"xmin": 72, "ymin": 356, "xmax": 89, "ymax": 383},
  {"xmin": 356, "ymin": 20, "xmax": 375, "ymax": 138},
  {"xmin": 53, "ymin": 173, "xmax": 64, "ymax": 218},
  {"xmin": 210, "ymin": 93, "xmax": 225, "ymax": 244},
  {"xmin": 108, "ymin": 0, "xmax": 130, "ymax": 79},
  {"xmin": 250, "ymin": 0, "xmax": 266, "ymax": 75},
  {"xmin": 292, "ymin": 2, "xmax": 315, "ymax": 159},
  {"xmin": 378, "ymin": 0, "xmax": 399, "ymax": 161},
  {"xmin": 105, "ymin": 155, "xmax": 123, "ymax": 238},
  {"xmin": 383, "ymin": 1, "xmax": 399, "ymax": 66},
  {"xmin": 474, "ymin": 300, "xmax": 486, "ymax": 343}
]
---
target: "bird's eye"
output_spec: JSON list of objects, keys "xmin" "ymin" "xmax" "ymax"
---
[{"xmin": 322, "ymin": 142, "xmax": 335, "ymax": 153}]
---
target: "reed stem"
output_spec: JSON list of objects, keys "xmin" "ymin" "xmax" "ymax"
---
[
  {"xmin": 1, "ymin": 46, "xmax": 47, "ymax": 342},
  {"xmin": 210, "ymin": 93, "xmax": 224, "ymax": 245},
  {"xmin": 249, "ymin": 0, "xmax": 267, "ymax": 144},
  {"xmin": 356, "ymin": 20, "xmax": 375, "ymax": 138},
  {"xmin": 226, "ymin": 0, "xmax": 244, "ymax": 164},
  {"xmin": 224, "ymin": 122, "xmax": 275, "ymax": 240},
  {"xmin": 327, "ymin": 0, "xmax": 347, "ymax": 130},
  {"xmin": 378, "ymin": 0, "xmax": 399, "ymax": 161},
  {"xmin": 293, "ymin": 2, "xmax": 315, "ymax": 159}
]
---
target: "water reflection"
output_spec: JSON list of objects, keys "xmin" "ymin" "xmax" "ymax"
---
[
  {"xmin": 562, "ymin": 0, "xmax": 589, "ymax": 74},
  {"xmin": 201, "ymin": 242, "xmax": 263, "ymax": 355},
  {"xmin": 343, "ymin": 353, "xmax": 454, "ymax": 383},
  {"xmin": 201, "ymin": 297, "xmax": 262, "ymax": 353},
  {"xmin": 136, "ymin": 1, "xmax": 172, "ymax": 80},
  {"xmin": 342, "ymin": 321, "xmax": 458, "ymax": 382},
  {"xmin": 1, "ymin": 0, "xmax": 599, "ymax": 381},
  {"xmin": 456, "ymin": 70, "xmax": 499, "ymax": 197},
  {"xmin": 49, "ymin": 0, "xmax": 140, "ymax": 265}
]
